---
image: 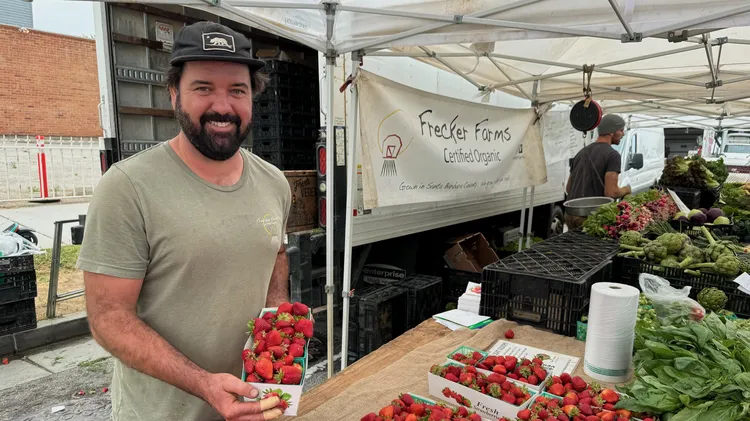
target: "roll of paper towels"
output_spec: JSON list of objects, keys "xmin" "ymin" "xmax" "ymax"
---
[{"xmin": 583, "ymin": 282, "xmax": 640, "ymax": 383}]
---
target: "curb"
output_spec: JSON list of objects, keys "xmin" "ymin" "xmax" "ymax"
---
[{"xmin": 0, "ymin": 311, "xmax": 89, "ymax": 356}]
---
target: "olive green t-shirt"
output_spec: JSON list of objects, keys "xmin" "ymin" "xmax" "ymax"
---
[{"xmin": 76, "ymin": 142, "xmax": 291, "ymax": 421}]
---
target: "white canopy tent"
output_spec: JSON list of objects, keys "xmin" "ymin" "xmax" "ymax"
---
[{"xmin": 78, "ymin": 0, "xmax": 750, "ymax": 377}]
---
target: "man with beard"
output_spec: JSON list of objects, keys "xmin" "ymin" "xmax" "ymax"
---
[
  {"xmin": 76, "ymin": 22, "xmax": 290, "ymax": 421},
  {"xmin": 564, "ymin": 114, "xmax": 632, "ymax": 230}
]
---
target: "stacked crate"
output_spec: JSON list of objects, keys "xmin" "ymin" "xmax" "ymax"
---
[
  {"xmin": 0, "ymin": 255, "xmax": 38, "ymax": 337},
  {"xmin": 252, "ymin": 60, "xmax": 319, "ymax": 170}
]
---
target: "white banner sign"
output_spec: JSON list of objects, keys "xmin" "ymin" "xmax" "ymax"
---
[{"xmin": 356, "ymin": 70, "xmax": 548, "ymax": 209}]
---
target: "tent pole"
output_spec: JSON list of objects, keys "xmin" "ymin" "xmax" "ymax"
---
[
  {"xmin": 641, "ymin": 4, "xmax": 750, "ymax": 38},
  {"xmin": 324, "ymin": 2, "xmax": 337, "ymax": 380},
  {"xmin": 517, "ymin": 187, "xmax": 528, "ymax": 253},
  {"xmin": 525, "ymin": 186, "xmax": 536, "ymax": 248},
  {"xmin": 419, "ymin": 47, "xmax": 483, "ymax": 90},
  {"xmin": 340, "ymin": 51, "xmax": 361, "ymax": 372},
  {"xmin": 607, "ymin": 0, "xmax": 636, "ymax": 40}
]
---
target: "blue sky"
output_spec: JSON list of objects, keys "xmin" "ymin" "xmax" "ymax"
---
[{"xmin": 33, "ymin": 0, "xmax": 95, "ymax": 37}]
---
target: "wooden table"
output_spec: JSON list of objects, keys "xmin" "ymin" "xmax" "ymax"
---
[{"xmin": 296, "ymin": 321, "xmax": 451, "ymax": 416}]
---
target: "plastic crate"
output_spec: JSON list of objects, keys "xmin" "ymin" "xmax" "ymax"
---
[
  {"xmin": 347, "ymin": 284, "xmax": 391, "ymax": 364},
  {"xmin": 442, "ymin": 268, "xmax": 481, "ymax": 310},
  {"xmin": 665, "ymin": 186, "xmax": 701, "ymax": 209},
  {"xmin": 252, "ymin": 137, "xmax": 316, "ymax": 153},
  {"xmin": 0, "ymin": 299, "xmax": 36, "ymax": 336},
  {"xmin": 256, "ymin": 87, "xmax": 318, "ymax": 105},
  {"xmin": 390, "ymin": 275, "xmax": 443, "ymax": 329},
  {"xmin": 260, "ymin": 59, "xmax": 317, "ymax": 79},
  {"xmin": 253, "ymin": 98, "xmax": 318, "ymax": 116},
  {"xmin": 615, "ymin": 255, "xmax": 750, "ymax": 317},
  {"xmin": 253, "ymin": 111, "xmax": 318, "ymax": 128},
  {"xmin": 352, "ymin": 285, "xmax": 409, "ymax": 361},
  {"xmin": 253, "ymin": 123, "xmax": 318, "ymax": 141},
  {"xmin": 0, "ymin": 255, "xmax": 34, "ymax": 275},
  {"xmin": 255, "ymin": 150, "xmax": 314, "ymax": 170},
  {"xmin": 0, "ymin": 271, "xmax": 37, "ymax": 305}
]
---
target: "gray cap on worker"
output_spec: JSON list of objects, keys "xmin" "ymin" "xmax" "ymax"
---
[
  {"xmin": 597, "ymin": 114, "xmax": 626, "ymax": 135},
  {"xmin": 169, "ymin": 21, "xmax": 266, "ymax": 70}
]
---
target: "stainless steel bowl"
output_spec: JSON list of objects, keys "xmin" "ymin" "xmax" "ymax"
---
[{"xmin": 563, "ymin": 196, "xmax": 614, "ymax": 217}]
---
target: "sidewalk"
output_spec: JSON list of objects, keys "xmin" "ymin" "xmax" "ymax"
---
[{"xmin": 0, "ymin": 201, "xmax": 90, "ymax": 249}]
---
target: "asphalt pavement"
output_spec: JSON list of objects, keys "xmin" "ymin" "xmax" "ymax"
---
[{"xmin": 0, "ymin": 202, "xmax": 90, "ymax": 249}]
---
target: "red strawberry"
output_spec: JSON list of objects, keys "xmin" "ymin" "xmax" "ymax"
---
[
  {"xmin": 268, "ymin": 346, "xmax": 286, "ymax": 359},
  {"xmin": 254, "ymin": 331, "xmax": 266, "ymax": 342},
  {"xmin": 600, "ymin": 389, "xmax": 619, "ymax": 404},
  {"xmin": 253, "ymin": 339, "xmax": 267, "ymax": 353},
  {"xmin": 571, "ymin": 376, "xmax": 587, "ymax": 392},
  {"xmin": 501, "ymin": 393, "xmax": 516, "ymax": 404},
  {"xmin": 445, "ymin": 373, "xmax": 459, "ymax": 382},
  {"xmin": 280, "ymin": 327, "xmax": 296, "ymax": 338},
  {"xmin": 246, "ymin": 373, "xmax": 261, "ymax": 383},
  {"xmin": 251, "ymin": 318, "xmax": 272, "ymax": 335},
  {"xmin": 528, "ymin": 375, "xmax": 539, "ymax": 385},
  {"xmin": 277, "ymin": 302, "xmax": 293, "ymax": 314},
  {"xmin": 532, "ymin": 357, "xmax": 543, "ymax": 366},
  {"xmin": 539, "ymin": 410, "xmax": 549, "ymax": 419},
  {"xmin": 379, "ymin": 406, "xmax": 395, "ymax": 419},
  {"xmin": 557, "ymin": 415, "xmax": 570, "ymax": 421},
  {"xmin": 275, "ymin": 319, "xmax": 293, "ymax": 330},
  {"xmin": 579, "ymin": 403, "xmax": 593, "ymax": 416},
  {"xmin": 585, "ymin": 417, "xmax": 599, "ymax": 421},
  {"xmin": 548, "ymin": 383, "xmax": 565, "ymax": 396},
  {"xmin": 289, "ymin": 343, "xmax": 305, "ymax": 358},
  {"xmin": 255, "ymin": 357, "xmax": 273, "ymax": 380},
  {"xmin": 517, "ymin": 409, "xmax": 532, "ymax": 420},
  {"xmin": 563, "ymin": 392, "xmax": 579, "ymax": 406},
  {"xmin": 258, "ymin": 351, "xmax": 272, "ymax": 360},
  {"xmin": 533, "ymin": 366, "xmax": 548, "ymax": 380},
  {"xmin": 505, "ymin": 329, "xmax": 515, "ymax": 339},
  {"xmin": 276, "ymin": 365, "xmax": 302, "ymax": 384},
  {"xmin": 266, "ymin": 330, "xmax": 283, "ymax": 347},
  {"xmin": 273, "ymin": 360, "xmax": 285, "ymax": 371},
  {"xmin": 560, "ymin": 373, "xmax": 572, "ymax": 384},
  {"xmin": 488, "ymin": 373, "xmax": 506, "ymax": 384},
  {"xmin": 262, "ymin": 311, "xmax": 276, "ymax": 321},
  {"xmin": 284, "ymin": 355, "xmax": 294, "ymax": 365},
  {"xmin": 292, "ymin": 302, "xmax": 309, "ymax": 316},
  {"xmin": 493, "ymin": 364, "xmax": 507, "ymax": 375},
  {"xmin": 469, "ymin": 415, "xmax": 481, "ymax": 421},
  {"xmin": 295, "ymin": 318, "xmax": 314, "ymax": 338},
  {"xmin": 603, "ymin": 403, "xmax": 616, "ymax": 411},
  {"xmin": 243, "ymin": 359, "xmax": 255, "ymax": 374},
  {"xmin": 242, "ymin": 349, "xmax": 253, "ymax": 361}
]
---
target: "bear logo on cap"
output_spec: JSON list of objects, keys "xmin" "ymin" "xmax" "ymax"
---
[{"xmin": 202, "ymin": 32, "xmax": 235, "ymax": 53}]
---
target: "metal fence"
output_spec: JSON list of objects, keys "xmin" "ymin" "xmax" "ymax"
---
[{"xmin": 0, "ymin": 135, "xmax": 102, "ymax": 202}]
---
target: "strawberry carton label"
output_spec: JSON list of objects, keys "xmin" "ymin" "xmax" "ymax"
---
[
  {"xmin": 486, "ymin": 340, "xmax": 580, "ymax": 379},
  {"xmin": 427, "ymin": 362, "xmax": 534, "ymax": 420},
  {"xmin": 240, "ymin": 304, "xmax": 313, "ymax": 417}
]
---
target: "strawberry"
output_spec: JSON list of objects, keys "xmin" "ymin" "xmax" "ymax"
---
[
  {"xmin": 258, "ymin": 351, "xmax": 272, "ymax": 360},
  {"xmin": 615, "ymin": 409, "xmax": 631, "ymax": 418},
  {"xmin": 493, "ymin": 364, "xmax": 507, "ymax": 375},
  {"xmin": 404, "ymin": 415, "xmax": 417, "ymax": 421},
  {"xmin": 548, "ymin": 383, "xmax": 565, "ymax": 396},
  {"xmin": 599, "ymin": 412, "xmax": 615, "ymax": 421},
  {"xmin": 560, "ymin": 373, "xmax": 572, "ymax": 384},
  {"xmin": 379, "ymin": 406, "xmax": 395, "ymax": 419},
  {"xmin": 600, "ymin": 388, "xmax": 619, "ymax": 404},
  {"xmin": 266, "ymin": 330, "xmax": 283, "ymax": 347},
  {"xmin": 246, "ymin": 373, "xmax": 261, "ymax": 383},
  {"xmin": 276, "ymin": 364, "xmax": 302, "ymax": 384},
  {"xmin": 289, "ymin": 343, "xmax": 305, "ymax": 358},
  {"xmin": 360, "ymin": 413, "xmax": 377, "ymax": 421},
  {"xmin": 504, "ymin": 329, "xmax": 515, "ymax": 339},
  {"xmin": 578, "ymin": 403, "xmax": 593, "ymax": 416},
  {"xmin": 533, "ymin": 366, "xmax": 548, "ymax": 380},
  {"xmin": 445, "ymin": 373, "xmax": 459, "ymax": 383},
  {"xmin": 284, "ymin": 355, "xmax": 294, "ymax": 365},
  {"xmin": 253, "ymin": 339, "xmax": 267, "ymax": 353},
  {"xmin": 243, "ymin": 359, "xmax": 255, "ymax": 374},
  {"xmin": 487, "ymin": 373, "xmax": 505, "ymax": 384},
  {"xmin": 585, "ymin": 417, "xmax": 599, "ymax": 421},
  {"xmin": 275, "ymin": 319, "xmax": 293, "ymax": 330},
  {"xmin": 603, "ymin": 403, "xmax": 616, "ymax": 411},
  {"xmin": 292, "ymin": 337, "xmax": 307, "ymax": 347},
  {"xmin": 241, "ymin": 349, "xmax": 253, "ymax": 361},
  {"xmin": 562, "ymin": 405, "xmax": 580, "ymax": 417},
  {"xmin": 501, "ymin": 393, "xmax": 516, "ymax": 404},
  {"xmin": 409, "ymin": 403, "xmax": 424, "ymax": 416},
  {"xmin": 262, "ymin": 311, "xmax": 275, "ymax": 321},
  {"xmin": 571, "ymin": 376, "xmax": 587, "ymax": 392},
  {"xmin": 273, "ymin": 360, "xmax": 285, "ymax": 372},
  {"xmin": 280, "ymin": 327, "xmax": 296, "ymax": 338},
  {"xmin": 250, "ymin": 318, "xmax": 272, "ymax": 335},
  {"xmin": 254, "ymin": 331, "xmax": 266, "ymax": 342},
  {"xmin": 469, "ymin": 415, "xmax": 481, "ymax": 421},
  {"xmin": 532, "ymin": 357, "xmax": 543, "ymax": 366},
  {"xmin": 557, "ymin": 415, "xmax": 570, "ymax": 421},
  {"xmin": 268, "ymin": 346, "xmax": 286, "ymax": 359},
  {"xmin": 528, "ymin": 375, "xmax": 539, "ymax": 385},
  {"xmin": 295, "ymin": 318, "xmax": 314, "ymax": 338},
  {"xmin": 517, "ymin": 409, "xmax": 532, "ymax": 420},
  {"xmin": 255, "ymin": 357, "xmax": 274, "ymax": 380},
  {"xmin": 563, "ymin": 392, "xmax": 579, "ymax": 406},
  {"xmin": 277, "ymin": 302, "xmax": 293, "ymax": 314},
  {"xmin": 292, "ymin": 302, "xmax": 309, "ymax": 316}
]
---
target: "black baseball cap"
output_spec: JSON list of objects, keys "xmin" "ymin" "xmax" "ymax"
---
[{"xmin": 169, "ymin": 21, "xmax": 266, "ymax": 70}]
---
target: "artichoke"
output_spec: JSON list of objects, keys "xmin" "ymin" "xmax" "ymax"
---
[
  {"xmin": 619, "ymin": 231, "xmax": 648, "ymax": 247},
  {"xmin": 656, "ymin": 233, "xmax": 689, "ymax": 255},
  {"xmin": 660, "ymin": 255, "xmax": 681, "ymax": 268},
  {"xmin": 689, "ymin": 255, "xmax": 741, "ymax": 277},
  {"xmin": 705, "ymin": 242, "xmax": 735, "ymax": 262},
  {"xmin": 697, "ymin": 287, "xmax": 728, "ymax": 312},
  {"xmin": 644, "ymin": 241, "xmax": 668, "ymax": 263},
  {"xmin": 679, "ymin": 244, "xmax": 705, "ymax": 266}
]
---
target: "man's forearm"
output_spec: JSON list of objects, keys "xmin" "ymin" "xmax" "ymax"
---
[
  {"xmin": 265, "ymin": 251, "xmax": 289, "ymax": 307},
  {"xmin": 90, "ymin": 309, "xmax": 211, "ymax": 400}
]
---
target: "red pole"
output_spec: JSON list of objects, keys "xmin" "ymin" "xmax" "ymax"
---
[{"xmin": 36, "ymin": 136, "xmax": 49, "ymax": 198}]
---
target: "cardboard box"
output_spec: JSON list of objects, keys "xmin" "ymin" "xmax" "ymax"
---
[
  {"xmin": 240, "ymin": 307, "xmax": 310, "ymax": 416},
  {"xmin": 444, "ymin": 233, "xmax": 500, "ymax": 273},
  {"xmin": 428, "ymin": 362, "xmax": 534, "ymax": 420},
  {"xmin": 284, "ymin": 171, "xmax": 318, "ymax": 233}
]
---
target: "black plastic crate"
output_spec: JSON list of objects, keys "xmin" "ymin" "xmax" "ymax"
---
[
  {"xmin": 252, "ymin": 137, "xmax": 316, "ymax": 153},
  {"xmin": 0, "ymin": 255, "xmax": 34, "ymax": 275},
  {"xmin": 260, "ymin": 59, "xmax": 317, "ymax": 79},
  {"xmin": 442, "ymin": 268, "xmax": 481, "ymax": 310},
  {"xmin": 397, "ymin": 275, "xmax": 443, "ymax": 329},
  {"xmin": 352, "ymin": 285, "xmax": 409, "ymax": 361},
  {"xmin": 265, "ymin": 73, "xmax": 318, "ymax": 90},
  {"xmin": 0, "ymin": 299, "xmax": 36, "ymax": 336},
  {"xmin": 256, "ymin": 86, "xmax": 318, "ymax": 105},
  {"xmin": 615, "ymin": 255, "xmax": 750, "ymax": 317},
  {"xmin": 253, "ymin": 112, "xmax": 318, "ymax": 128},
  {"xmin": 255, "ymin": 150, "xmax": 314, "ymax": 170},
  {"xmin": 665, "ymin": 186, "xmax": 701, "ymax": 209},
  {"xmin": 253, "ymin": 123, "xmax": 318, "ymax": 141},
  {"xmin": 480, "ymin": 261, "xmax": 612, "ymax": 337},
  {"xmin": 253, "ymin": 98, "xmax": 318, "ymax": 116},
  {"xmin": 347, "ymin": 284, "xmax": 391, "ymax": 363},
  {"xmin": 0, "ymin": 271, "xmax": 37, "ymax": 305}
]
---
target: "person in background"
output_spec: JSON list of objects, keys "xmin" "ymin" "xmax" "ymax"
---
[
  {"xmin": 76, "ymin": 21, "xmax": 290, "ymax": 421},
  {"xmin": 564, "ymin": 114, "xmax": 632, "ymax": 230}
]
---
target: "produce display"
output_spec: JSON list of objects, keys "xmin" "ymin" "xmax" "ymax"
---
[
  {"xmin": 360, "ymin": 393, "xmax": 484, "ymax": 421},
  {"xmin": 672, "ymin": 207, "xmax": 730, "ymax": 226},
  {"xmin": 583, "ymin": 190, "xmax": 678, "ymax": 239},
  {"xmin": 720, "ymin": 183, "xmax": 750, "ymax": 241},
  {"xmin": 658, "ymin": 156, "xmax": 722, "ymax": 190},
  {"xmin": 429, "ymin": 363, "xmax": 533, "ymax": 406}
]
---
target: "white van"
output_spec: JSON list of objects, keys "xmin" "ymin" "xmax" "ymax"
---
[
  {"xmin": 610, "ymin": 127, "xmax": 666, "ymax": 195},
  {"xmin": 720, "ymin": 132, "xmax": 750, "ymax": 171}
]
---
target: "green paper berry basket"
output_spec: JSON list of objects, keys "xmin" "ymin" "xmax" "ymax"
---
[{"xmin": 446, "ymin": 345, "xmax": 488, "ymax": 365}]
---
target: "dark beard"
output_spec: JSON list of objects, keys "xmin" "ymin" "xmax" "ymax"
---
[{"xmin": 174, "ymin": 92, "xmax": 251, "ymax": 161}]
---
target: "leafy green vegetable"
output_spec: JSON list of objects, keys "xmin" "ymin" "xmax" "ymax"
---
[{"xmin": 582, "ymin": 201, "xmax": 619, "ymax": 238}]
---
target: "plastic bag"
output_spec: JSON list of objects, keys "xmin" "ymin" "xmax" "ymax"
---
[
  {"xmin": 639, "ymin": 273, "xmax": 705, "ymax": 325},
  {"xmin": 0, "ymin": 232, "xmax": 44, "ymax": 256}
]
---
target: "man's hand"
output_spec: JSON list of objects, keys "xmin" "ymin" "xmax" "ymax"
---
[{"xmin": 201, "ymin": 373, "xmax": 283, "ymax": 421}]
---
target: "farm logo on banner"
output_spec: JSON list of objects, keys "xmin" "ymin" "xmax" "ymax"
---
[{"xmin": 355, "ymin": 69, "xmax": 547, "ymax": 209}]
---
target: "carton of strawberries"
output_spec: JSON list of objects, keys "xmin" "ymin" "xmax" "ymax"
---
[{"xmin": 240, "ymin": 301, "xmax": 313, "ymax": 417}]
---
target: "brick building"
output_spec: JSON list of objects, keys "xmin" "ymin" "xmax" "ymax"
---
[{"xmin": 0, "ymin": 25, "xmax": 101, "ymax": 137}]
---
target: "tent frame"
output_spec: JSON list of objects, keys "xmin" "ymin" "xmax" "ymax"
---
[{"xmin": 83, "ymin": 0, "xmax": 750, "ymax": 376}]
